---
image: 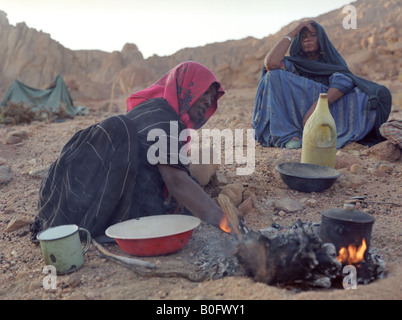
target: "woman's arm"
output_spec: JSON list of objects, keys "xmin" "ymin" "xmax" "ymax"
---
[
  {"xmin": 264, "ymin": 21, "xmax": 315, "ymax": 71},
  {"xmin": 302, "ymin": 87, "xmax": 344, "ymax": 127},
  {"xmin": 157, "ymin": 164, "xmax": 223, "ymax": 227},
  {"xmin": 327, "ymin": 87, "xmax": 345, "ymax": 105}
]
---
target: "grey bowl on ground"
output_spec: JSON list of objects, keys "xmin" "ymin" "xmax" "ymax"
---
[{"xmin": 275, "ymin": 162, "xmax": 342, "ymax": 193}]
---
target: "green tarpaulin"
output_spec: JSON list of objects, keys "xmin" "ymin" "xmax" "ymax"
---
[{"xmin": 1, "ymin": 74, "xmax": 86, "ymax": 117}]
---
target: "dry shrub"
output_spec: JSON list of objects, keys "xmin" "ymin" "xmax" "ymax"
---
[{"xmin": 0, "ymin": 102, "xmax": 72, "ymax": 125}]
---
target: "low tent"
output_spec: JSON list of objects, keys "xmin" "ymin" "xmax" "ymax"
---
[{"xmin": 1, "ymin": 74, "xmax": 86, "ymax": 117}]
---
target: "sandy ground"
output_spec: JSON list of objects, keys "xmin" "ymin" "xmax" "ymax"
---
[{"xmin": 0, "ymin": 87, "xmax": 401, "ymax": 301}]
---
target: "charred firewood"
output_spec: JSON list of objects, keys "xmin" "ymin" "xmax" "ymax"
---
[
  {"xmin": 218, "ymin": 194, "xmax": 340, "ymax": 288},
  {"xmin": 235, "ymin": 222, "xmax": 343, "ymax": 288},
  {"xmin": 347, "ymin": 248, "xmax": 386, "ymax": 285},
  {"xmin": 217, "ymin": 195, "xmax": 384, "ymax": 288}
]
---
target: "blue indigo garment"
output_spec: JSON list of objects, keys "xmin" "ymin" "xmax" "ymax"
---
[{"xmin": 253, "ymin": 20, "xmax": 391, "ymax": 148}]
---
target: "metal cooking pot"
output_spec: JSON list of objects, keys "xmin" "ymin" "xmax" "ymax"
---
[{"xmin": 320, "ymin": 204, "xmax": 375, "ymax": 258}]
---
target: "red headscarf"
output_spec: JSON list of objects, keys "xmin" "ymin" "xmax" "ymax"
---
[{"xmin": 126, "ymin": 61, "xmax": 224, "ymax": 129}]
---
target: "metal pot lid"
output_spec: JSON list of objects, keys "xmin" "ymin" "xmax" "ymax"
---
[{"xmin": 321, "ymin": 204, "xmax": 375, "ymax": 224}]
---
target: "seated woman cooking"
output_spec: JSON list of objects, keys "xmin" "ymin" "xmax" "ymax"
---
[
  {"xmin": 31, "ymin": 61, "xmax": 226, "ymax": 242},
  {"xmin": 252, "ymin": 20, "xmax": 392, "ymax": 149}
]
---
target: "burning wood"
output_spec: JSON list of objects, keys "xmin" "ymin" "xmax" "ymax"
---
[
  {"xmin": 213, "ymin": 197, "xmax": 386, "ymax": 289},
  {"xmin": 337, "ymin": 238, "xmax": 367, "ymax": 265},
  {"xmin": 219, "ymin": 216, "xmax": 232, "ymax": 234},
  {"xmin": 217, "ymin": 193, "xmax": 249, "ymax": 239},
  {"xmin": 235, "ymin": 221, "xmax": 343, "ymax": 288},
  {"xmin": 217, "ymin": 195, "xmax": 342, "ymax": 288}
]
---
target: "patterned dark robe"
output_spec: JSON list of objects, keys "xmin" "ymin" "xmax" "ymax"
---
[{"xmin": 31, "ymin": 98, "xmax": 189, "ymax": 241}]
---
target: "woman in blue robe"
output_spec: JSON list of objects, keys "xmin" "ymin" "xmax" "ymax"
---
[{"xmin": 252, "ymin": 21, "xmax": 392, "ymax": 149}]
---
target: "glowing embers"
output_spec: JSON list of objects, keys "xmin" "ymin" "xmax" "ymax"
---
[
  {"xmin": 219, "ymin": 215, "xmax": 232, "ymax": 233},
  {"xmin": 337, "ymin": 238, "xmax": 367, "ymax": 265}
]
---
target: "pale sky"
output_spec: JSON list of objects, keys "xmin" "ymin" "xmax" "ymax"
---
[{"xmin": 1, "ymin": 0, "xmax": 354, "ymax": 58}]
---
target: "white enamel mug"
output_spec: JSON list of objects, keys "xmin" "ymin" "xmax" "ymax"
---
[{"xmin": 37, "ymin": 224, "xmax": 91, "ymax": 274}]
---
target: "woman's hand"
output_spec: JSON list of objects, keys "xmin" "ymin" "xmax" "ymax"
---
[
  {"xmin": 264, "ymin": 20, "xmax": 315, "ymax": 71},
  {"xmin": 287, "ymin": 20, "xmax": 315, "ymax": 39}
]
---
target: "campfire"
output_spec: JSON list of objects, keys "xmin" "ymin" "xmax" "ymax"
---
[
  {"xmin": 217, "ymin": 194, "xmax": 249, "ymax": 239},
  {"xmin": 219, "ymin": 216, "xmax": 232, "ymax": 234},
  {"xmin": 337, "ymin": 238, "xmax": 367, "ymax": 265},
  {"xmin": 217, "ymin": 194, "xmax": 386, "ymax": 289},
  {"xmin": 100, "ymin": 195, "xmax": 385, "ymax": 290}
]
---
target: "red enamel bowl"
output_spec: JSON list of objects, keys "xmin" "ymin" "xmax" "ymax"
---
[{"xmin": 105, "ymin": 215, "xmax": 201, "ymax": 256}]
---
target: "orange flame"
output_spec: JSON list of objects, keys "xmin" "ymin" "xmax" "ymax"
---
[
  {"xmin": 337, "ymin": 238, "xmax": 367, "ymax": 265},
  {"xmin": 219, "ymin": 215, "xmax": 232, "ymax": 233}
]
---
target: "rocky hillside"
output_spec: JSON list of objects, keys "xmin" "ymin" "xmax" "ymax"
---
[{"xmin": 0, "ymin": 0, "xmax": 401, "ymax": 104}]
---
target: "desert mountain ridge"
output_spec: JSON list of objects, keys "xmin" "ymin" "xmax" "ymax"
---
[{"xmin": 0, "ymin": 0, "xmax": 401, "ymax": 105}]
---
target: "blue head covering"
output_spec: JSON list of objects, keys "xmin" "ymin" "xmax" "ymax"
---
[
  {"xmin": 289, "ymin": 21, "xmax": 349, "ymax": 69},
  {"xmin": 284, "ymin": 21, "xmax": 391, "ymax": 141}
]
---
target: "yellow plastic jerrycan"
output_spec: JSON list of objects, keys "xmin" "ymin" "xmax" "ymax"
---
[{"xmin": 301, "ymin": 93, "xmax": 337, "ymax": 168}]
